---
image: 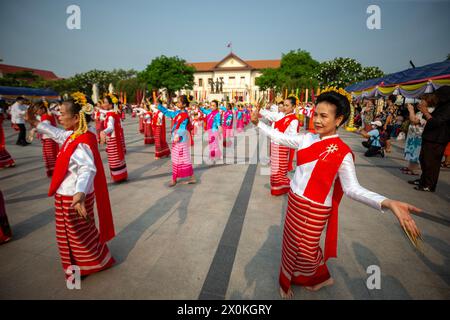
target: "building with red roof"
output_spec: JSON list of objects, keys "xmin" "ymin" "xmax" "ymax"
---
[
  {"xmin": 0, "ymin": 64, "xmax": 61, "ymax": 81},
  {"xmin": 187, "ymin": 53, "xmax": 280, "ymax": 102}
]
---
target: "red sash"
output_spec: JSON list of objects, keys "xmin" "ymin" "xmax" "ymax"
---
[
  {"xmin": 173, "ymin": 111, "xmax": 194, "ymax": 146},
  {"xmin": 48, "ymin": 131, "xmax": 115, "ymax": 243},
  {"xmin": 223, "ymin": 110, "xmax": 233, "ymax": 127},
  {"xmin": 152, "ymin": 110, "xmax": 167, "ymax": 143},
  {"xmin": 104, "ymin": 112, "xmax": 125, "ymax": 160},
  {"xmin": 41, "ymin": 113, "xmax": 57, "ymax": 127},
  {"xmin": 296, "ymin": 137, "xmax": 353, "ymax": 262},
  {"xmin": 274, "ymin": 113, "xmax": 299, "ymax": 171},
  {"xmin": 206, "ymin": 110, "xmax": 219, "ymax": 130},
  {"xmin": 0, "ymin": 116, "xmax": 5, "ymax": 148}
]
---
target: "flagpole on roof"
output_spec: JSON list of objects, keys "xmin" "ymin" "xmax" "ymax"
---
[{"xmin": 227, "ymin": 42, "xmax": 232, "ymax": 53}]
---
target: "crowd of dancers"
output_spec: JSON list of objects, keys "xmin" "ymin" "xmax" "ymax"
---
[{"xmin": 0, "ymin": 89, "xmax": 424, "ymax": 299}]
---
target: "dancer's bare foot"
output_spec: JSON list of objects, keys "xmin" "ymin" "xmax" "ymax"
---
[
  {"xmin": 168, "ymin": 180, "xmax": 177, "ymax": 187},
  {"xmin": 155, "ymin": 156, "xmax": 160, "ymax": 160},
  {"xmin": 184, "ymin": 176, "xmax": 196, "ymax": 184},
  {"xmin": 279, "ymin": 287, "xmax": 294, "ymax": 299},
  {"xmin": 308, "ymin": 278, "xmax": 334, "ymax": 292}
]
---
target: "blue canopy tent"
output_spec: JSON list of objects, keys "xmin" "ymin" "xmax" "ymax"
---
[
  {"xmin": 346, "ymin": 60, "xmax": 450, "ymax": 98},
  {"xmin": 0, "ymin": 86, "xmax": 59, "ymax": 101}
]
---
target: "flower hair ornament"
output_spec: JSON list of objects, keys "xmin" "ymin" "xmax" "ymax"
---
[
  {"xmin": 320, "ymin": 86, "xmax": 352, "ymax": 104},
  {"xmin": 288, "ymin": 93, "xmax": 299, "ymax": 105},
  {"xmin": 105, "ymin": 92, "xmax": 119, "ymax": 105},
  {"xmin": 70, "ymin": 92, "xmax": 94, "ymax": 140}
]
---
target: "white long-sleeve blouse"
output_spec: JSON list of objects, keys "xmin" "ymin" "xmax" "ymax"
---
[
  {"xmin": 258, "ymin": 121, "xmax": 387, "ymax": 210},
  {"xmin": 37, "ymin": 122, "xmax": 96, "ymax": 196}
]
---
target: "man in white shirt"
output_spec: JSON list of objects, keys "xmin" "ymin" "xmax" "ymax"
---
[{"xmin": 10, "ymin": 96, "xmax": 30, "ymax": 146}]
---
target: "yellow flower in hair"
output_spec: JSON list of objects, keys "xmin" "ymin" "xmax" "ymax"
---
[
  {"xmin": 320, "ymin": 87, "xmax": 352, "ymax": 104},
  {"xmin": 71, "ymin": 92, "xmax": 88, "ymax": 106},
  {"xmin": 105, "ymin": 93, "xmax": 118, "ymax": 104},
  {"xmin": 69, "ymin": 92, "xmax": 93, "ymax": 140}
]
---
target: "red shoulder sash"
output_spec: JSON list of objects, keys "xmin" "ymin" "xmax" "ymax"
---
[
  {"xmin": 297, "ymin": 136, "xmax": 354, "ymax": 262},
  {"xmin": 49, "ymin": 132, "xmax": 115, "ymax": 243}
]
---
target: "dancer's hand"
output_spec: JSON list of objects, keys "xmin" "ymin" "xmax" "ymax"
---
[
  {"xmin": 100, "ymin": 131, "xmax": 107, "ymax": 144},
  {"xmin": 251, "ymin": 110, "xmax": 259, "ymax": 126},
  {"xmin": 382, "ymin": 199, "xmax": 422, "ymax": 238},
  {"xmin": 24, "ymin": 108, "xmax": 39, "ymax": 127},
  {"xmin": 71, "ymin": 192, "xmax": 88, "ymax": 220}
]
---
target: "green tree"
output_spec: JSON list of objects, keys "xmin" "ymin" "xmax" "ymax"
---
[
  {"xmin": 315, "ymin": 57, "xmax": 384, "ymax": 88},
  {"xmin": 0, "ymin": 70, "xmax": 41, "ymax": 87},
  {"xmin": 138, "ymin": 55, "xmax": 195, "ymax": 103},
  {"xmin": 255, "ymin": 68, "xmax": 280, "ymax": 91},
  {"xmin": 116, "ymin": 77, "xmax": 146, "ymax": 103},
  {"xmin": 279, "ymin": 49, "xmax": 319, "ymax": 88},
  {"xmin": 255, "ymin": 49, "xmax": 319, "ymax": 93},
  {"xmin": 360, "ymin": 66, "xmax": 384, "ymax": 82}
]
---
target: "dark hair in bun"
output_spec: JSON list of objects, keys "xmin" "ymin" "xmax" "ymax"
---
[
  {"xmin": 286, "ymin": 96, "xmax": 297, "ymax": 107},
  {"xmin": 178, "ymin": 94, "xmax": 193, "ymax": 107},
  {"xmin": 316, "ymin": 91, "xmax": 350, "ymax": 127},
  {"xmin": 63, "ymin": 99, "xmax": 92, "ymax": 123}
]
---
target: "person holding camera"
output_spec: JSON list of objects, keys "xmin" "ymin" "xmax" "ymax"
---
[
  {"xmin": 409, "ymin": 86, "xmax": 450, "ymax": 192},
  {"xmin": 361, "ymin": 120, "xmax": 385, "ymax": 157},
  {"xmin": 402, "ymin": 95, "xmax": 436, "ymax": 176}
]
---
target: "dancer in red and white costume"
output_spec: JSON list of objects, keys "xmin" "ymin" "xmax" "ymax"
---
[
  {"xmin": 0, "ymin": 190, "xmax": 12, "ymax": 244},
  {"xmin": 143, "ymin": 105, "xmax": 155, "ymax": 145},
  {"xmin": 137, "ymin": 103, "xmax": 146, "ymax": 134},
  {"xmin": 260, "ymin": 96, "xmax": 299, "ymax": 196},
  {"xmin": 0, "ymin": 108, "xmax": 15, "ymax": 169},
  {"xmin": 252, "ymin": 88, "xmax": 422, "ymax": 299},
  {"xmin": 100, "ymin": 95, "xmax": 128, "ymax": 183},
  {"xmin": 93, "ymin": 103, "xmax": 105, "ymax": 143},
  {"xmin": 26, "ymin": 93, "xmax": 115, "ymax": 279},
  {"xmin": 150, "ymin": 103, "xmax": 170, "ymax": 159},
  {"xmin": 35, "ymin": 102, "xmax": 59, "ymax": 177}
]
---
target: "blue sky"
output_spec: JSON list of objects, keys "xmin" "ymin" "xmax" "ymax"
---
[{"xmin": 1, "ymin": 0, "xmax": 449, "ymax": 78}]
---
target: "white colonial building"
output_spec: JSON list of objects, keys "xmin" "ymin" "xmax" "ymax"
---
[{"xmin": 187, "ymin": 53, "xmax": 280, "ymax": 103}]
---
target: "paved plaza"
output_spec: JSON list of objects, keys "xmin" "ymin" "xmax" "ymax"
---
[{"xmin": 0, "ymin": 118, "xmax": 449, "ymax": 300}]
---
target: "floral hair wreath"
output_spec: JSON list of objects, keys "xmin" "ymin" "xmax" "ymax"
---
[
  {"xmin": 320, "ymin": 87, "xmax": 352, "ymax": 104},
  {"xmin": 287, "ymin": 93, "xmax": 299, "ymax": 104},
  {"xmin": 105, "ymin": 92, "xmax": 119, "ymax": 105},
  {"xmin": 70, "ymin": 92, "xmax": 94, "ymax": 139},
  {"xmin": 71, "ymin": 92, "xmax": 94, "ymax": 115}
]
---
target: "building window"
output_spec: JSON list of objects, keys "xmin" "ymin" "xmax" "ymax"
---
[
  {"xmin": 198, "ymin": 78, "xmax": 203, "ymax": 87},
  {"xmin": 240, "ymin": 76, "xmax": 245, "ymax": 85},
  {"xmin": 229, "ymin": 76, "xmax": 235, "ymax": 85}
]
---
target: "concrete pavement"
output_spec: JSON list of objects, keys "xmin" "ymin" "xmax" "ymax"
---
[{"xmin": 0, "ymin": 118, "xmax": 449, "ymax": 299}]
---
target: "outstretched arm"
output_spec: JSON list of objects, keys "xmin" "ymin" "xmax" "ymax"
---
[
  {"xmin": 339, "ymin": 154, "xmax": 422, "ymax": 238},
  {"xmin": 25, "ymin": 110, "xmax": 69, "ymax": 145},
  {"xmin": 157, "ymin": 104, "xmax": 177, "ymax": 119},
  {"xmin": 260, "ymin": 109, "xmax": 283, "ymax": 122},
  {"xmin": 199, "ymin": 107, "xmax": 211, "ymax": 115},
  {"xmin": 252, "ymin": 111, "xmax": 304, "ymax": 149},
  {"xmin": 36, "ymin": 122, "xmax": 71, "ymax": 145}
]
